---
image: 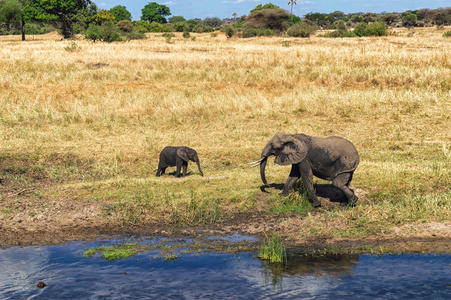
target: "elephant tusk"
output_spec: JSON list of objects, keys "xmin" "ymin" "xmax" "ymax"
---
[
  {"xmin": 247, "ymin": 158, "xmax": 264, "ymax": 167},
  {"xmin": 247, "ymin": 158, "xmax": 264, "ymax": 164}
]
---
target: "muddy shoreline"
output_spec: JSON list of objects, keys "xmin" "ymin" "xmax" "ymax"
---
[{"xmin": 1, "ymin": 206, "xmax": 450, "ymax": 253}]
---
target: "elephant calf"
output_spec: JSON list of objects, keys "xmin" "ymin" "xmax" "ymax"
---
[
  {"xmin": 253, "ymin": 133, "xmax": 359, "ymax": 207},
  {"xmin": 156, "ymin": 146, "xmax": 204, "ymax": 177}
]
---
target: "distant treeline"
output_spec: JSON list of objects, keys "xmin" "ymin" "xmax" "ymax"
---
[
  {"xmin": 0, "ymin": 1, "xmax": 450, "ymax": 41},
  {"xmin": 304, "ymin": 8, "xmax": 451, "ymax": 28}
]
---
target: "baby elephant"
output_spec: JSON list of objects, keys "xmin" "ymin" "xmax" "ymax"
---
[{"xmin": 156, "ymin": 146, "xmax": 204, "ymax": 177}]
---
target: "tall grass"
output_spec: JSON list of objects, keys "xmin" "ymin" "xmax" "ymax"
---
[
  {"xmin": 259, "ymin": 232, "xmax": 287, "ymax": 263},
  {"xmin": 0, "ymin": 29, "xmax": 450, "ymax": 238}
]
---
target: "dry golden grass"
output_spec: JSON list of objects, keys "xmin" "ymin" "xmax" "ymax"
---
[{"xmin": 0, "ymin": 28, "xmax": 450, "ymax": 234}]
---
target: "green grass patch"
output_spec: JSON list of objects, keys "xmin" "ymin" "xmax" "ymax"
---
[
  {"xmin": 259, "ymin": 232, "xmax": 287, "ymax": 263},
  {"xmin": 266, "ymin": 184, "xmax": 313, "ymax": 214}
]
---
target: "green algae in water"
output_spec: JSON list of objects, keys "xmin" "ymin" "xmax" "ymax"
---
[{"xmin": 83, "ymin": 243, "xmax": 148, "ymax": 261}]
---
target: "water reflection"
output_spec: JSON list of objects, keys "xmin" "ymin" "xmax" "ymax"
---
[
  {"xmin": 262, "ymin": 254, "xmax": 359, "ymax": 291},
  {"xmin": 0, "ymin": 236, "xmax": 450, "ymax": 299}
]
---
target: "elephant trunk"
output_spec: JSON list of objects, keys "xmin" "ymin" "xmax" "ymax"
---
[
  {"xmin": 195, "ymin": 157, "xmax": 204, "ymax": 176},
  {"xmin": 260, "ymin": 156, "xmax": 269, "ymax": 186},
  {"xmin": 259, "ymin": 143, "xmax": 272, "ymax": 186}
]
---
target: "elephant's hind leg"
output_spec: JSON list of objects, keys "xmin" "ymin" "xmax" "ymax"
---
[
  {"xmin": 156, "ymin": 166, "xmax": 167, "ymax": 177},
  {"xmin": 156, "ymin": 165, "xmax": 163, "ymax": 177},
  {"xmin": 332, "ymin": 173, "xmax": 358, "ymax": 206}
]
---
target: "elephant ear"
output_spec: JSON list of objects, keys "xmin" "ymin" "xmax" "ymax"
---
[
  {"xmin": 274, "ymin": 136, "xmax": 307, "ymax": 166},
  {"xmin": 177, "ymin": 148, "xmax": 189, "ymax": 162}
]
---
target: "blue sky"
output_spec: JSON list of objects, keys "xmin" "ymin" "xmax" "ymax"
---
[{"xmin": 97, "ymin": 1, "xmax": 448, "ymax": 21}]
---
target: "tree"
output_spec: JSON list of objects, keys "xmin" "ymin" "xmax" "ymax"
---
[
  {"xmin": 109, "ymin": 5, "xmax": 131, "ymax": 22},
  {"xmin": 362, "ymin": 12, "xmax": 377, "ymax": 23},
  {"xmin": 250, "ymin": 3, "xmax": 279, "ymax": 13},
  {"xmin": 402, "ymin": 12, "xmax": 417, "ymax": 28},
  {"xmin": 202, "ymin": 17, "xmax": 222, "ymax": 28},
  {"xmin": 93, "ymin": 9, "xmax": 114, "ymax": 25},
  {"xmin": 287, "ymin": 0, "xmax": 297, "ymax": 23},
  {"xmin": 0, "ymin": 0, "xmax": 22, "ymax": 31},
  {"xmin": 287, "ymin": 0, "xmax": 297, "ymax": 16},
  {"xmin": 349, "ymin": 14, "xmax": 363, "ymax": 23},
  {"xmin": 382, "ymin": 13, "xmax": 401, "ymax": 26},
  {"xmin": 26, "ymin": 0, "xmax": 92, "ymax": 38},
  {"xmin": 431, "ymin": 8, "xmax": 451, "ymax": 26},
  {"xmin": 141, "ymin": 2, "xmax": 171, "ymax": 24},
  {"xmin": 0, "ymin": 0, "xmax": 31, "ymax": 40},
  {"xmin": 245, "ymin": 8, "xmax": 290, "ymax": 33},
  {"xmin": 168, "ymin": 15, "xmax": 185, "ymax": 23},
  {"xmin": 331, "ymin": 11, "xmax": 345, "ymax": 18}
]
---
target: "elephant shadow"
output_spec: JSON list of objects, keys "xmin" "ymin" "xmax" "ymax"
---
[
  {"xmin": 260, "ymin": 183, "xmax": 285, "ymax": 193},
  {"xmin": 167, "ymin": 171, "xmax": 194, "ymax": 177},
  {"xmin": 315, "ymin": 184, "xmax": 352, "ymax": 204},
  {"xmin": 261, "ymin": 183, "xmax": 352, "ymax": 204}
]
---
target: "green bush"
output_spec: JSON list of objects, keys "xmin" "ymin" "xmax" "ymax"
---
[
  {"xmin": 173, "ymin": 22, "xmax": 189, "ymax": 32},
  {"xmin": 242, "ymin": 28, "xmax": 264, "ymax": 38},
  {"xmin": 353, "ymin": 22, "xmax": 369, "ymax": 36},
  {"xmin": 84, "ymin": 24, "xmax": 102, "ymax": 42},
  {"xmin": 287, "ymin": 22, "xmax": 316, "ymax": 37},
  {"xmin": 353, "ymin": 21, "xmax": 387, "ymax": 36},
  {"xmin": 182, "ymin": 31, "xmax": 190, "ymax": 38},
  {"xmin": 99, "ymin": 22, "xmax": 123, "ymax": 42},
  {"xmin": 148, "ymin": 21, "xmax": 163, "ymax": 32},
  {"xmin": 84, "ymin": 22, "xmax": 123, "ymax": 42},
  {"xmin": 366, "ymin": 21, "xmax": 388, "ymax": 36},
  {"xmin": 263, "ymin": 28, "xmax": 275, "ymax": 36},
  {"xmin": 147, "ymin": 22, "xmax": 172, "ymax": 32},
  {"xmin": 443, "ymin": 31, "xmax": 451, "ymax": 37},
  {"xmin": 24, "ymin": 22, "xmax": 55, "ymax": 35},
  {"xmin": 241, "ymin": 27, "xmax": 276, "ymax": 38},
  {"xmin": 117, "ymin": 20, "xmax": 134, "ymax": 32},
  {"xmin": 322, "ymin": 30, "xmax": 357, "ymax": 38},
  {"xmin": 132, "ymin": 20, "xmax": 151, "ymax": 33},
  {"xmin": 123, "ymin": 31, "xmax": 145, "ymax": 40},
  {"xmin": 224, "ymin": 25, "xmax": 235, "ymax": 38},
  {"xmin": 192, "ymin": 24, "xmax": 214, "ymax": 33}
]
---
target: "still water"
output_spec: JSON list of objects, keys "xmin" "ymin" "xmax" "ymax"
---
[{"xmin": 1, "ymin": 235, "xmax": 450, "ymax": 299}]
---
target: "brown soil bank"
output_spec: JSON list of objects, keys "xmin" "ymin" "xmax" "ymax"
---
[{"xmin": 1, "ymin": 199, "xmax": 449, "ymax": 253}]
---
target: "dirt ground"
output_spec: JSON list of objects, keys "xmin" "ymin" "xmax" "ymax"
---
[{"xmin": 1, "ymin": 198, "xmax": 450, "ymax": 253}]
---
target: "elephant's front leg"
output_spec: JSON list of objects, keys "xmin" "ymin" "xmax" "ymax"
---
[
  {"xmin": 299, "ymin": 161, "xmax": 321, "ymax": 207},
  {"xmin": 182, "ymin": 162, "xmax": 188, "ymax": 177},
  {"xmin": 281, "ymin": 164, "xmax": 301, "ymax": 195},
  {"xmin": 175, "ymin": 158, "xmax": 183, "ymax": 177}
]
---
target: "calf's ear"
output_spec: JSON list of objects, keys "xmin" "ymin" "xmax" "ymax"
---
[{"xmin": 177, "ymin": 148, "xmax": 189, "ymax": 162}]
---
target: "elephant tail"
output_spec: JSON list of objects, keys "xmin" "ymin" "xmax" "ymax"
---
[{"xmin": 332, "ymin": 155, "xmax": 360, "ymax": 179}]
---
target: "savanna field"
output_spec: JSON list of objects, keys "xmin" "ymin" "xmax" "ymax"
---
[{"xmin": 0, "ymin": 28, "xmax": 450, "ymax": 250}]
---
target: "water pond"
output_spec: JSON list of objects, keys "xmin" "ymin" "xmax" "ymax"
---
[{"xmin": 1, "ymin": 234, "xmax": 450, "ymax": 299}]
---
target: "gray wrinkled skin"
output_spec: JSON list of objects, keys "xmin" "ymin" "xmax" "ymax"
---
[
  {"xmin": 156, "ymin": 146, "xmax": 204, "ymax": 177},
  {"xmin": 260, "ymin": 133, "xmax": 359, "ymax": 207}
]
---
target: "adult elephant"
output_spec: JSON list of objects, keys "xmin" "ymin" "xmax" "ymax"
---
[
  {"xmin": 156, "ymin": 146, "xmax": 204, "ymax": 177},
  {"xmin": 253, "ymin": 133, "xmax": 359, "ymax": 207}
]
